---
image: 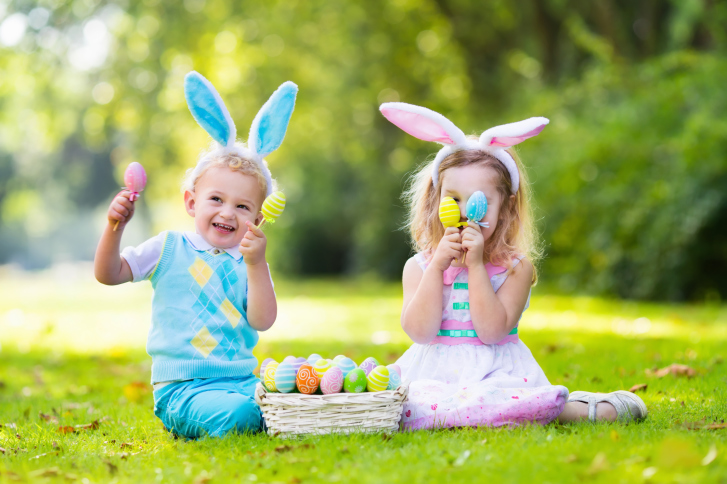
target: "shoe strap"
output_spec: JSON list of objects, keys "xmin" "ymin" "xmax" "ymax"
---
[{"xmin": 587, "ymin": 396, "xmax": 597, "ymax": 422}]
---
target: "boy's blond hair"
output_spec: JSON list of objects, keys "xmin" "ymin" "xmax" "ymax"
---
[{"xmin": 182, "ymin": 142, "xmax": 275, "ymax": 202}]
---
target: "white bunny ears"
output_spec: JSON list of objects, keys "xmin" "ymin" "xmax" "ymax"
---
[
  {"xmin": 184, "ymin": 71, "xmax": 298, "ymax": 196},
  {"xmin": 379, "ymin": 103, "xmax": 548, "ymax": 194}
]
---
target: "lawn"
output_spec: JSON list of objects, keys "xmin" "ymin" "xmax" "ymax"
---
[{"xmin": 1, "ymin": 264, "xmax": 726, "ymax": 483}]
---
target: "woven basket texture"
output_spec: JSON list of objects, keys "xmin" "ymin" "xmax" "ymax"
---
[{"xmin": 255, "ymin": 382, "xmax": 409, "ymax": 437}]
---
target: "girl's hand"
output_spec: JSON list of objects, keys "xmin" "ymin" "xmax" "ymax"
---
[
  {"xmin": 239, "ymin": 221, "xmax": 267, "ymax": 265},
  {"xmin": 431, "ymin": 226, "xmax": 462, "ymax": 272},
  {"xmin": 108, "ymin": 190, "xmax": 135, "ymax": 229},
  {"xmin": 462, "ymin": 224, "xmax": 485, "ymax": 267}
]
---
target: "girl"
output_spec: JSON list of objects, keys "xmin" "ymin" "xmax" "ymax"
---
[{"xmin": 379, "ymin": 103, "xmax": 647, "ymax": 429}]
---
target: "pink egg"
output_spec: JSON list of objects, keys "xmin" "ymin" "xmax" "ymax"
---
[
  {"xmin": 388, "ymin": 364, "xmax": 402, "ymax": 377},
  {"xmin": 124, "ymin": 162, "xmax": 147, "ymax": 201},
  {"xmin": 320, "ymin": 367, "xmax": 344, "ymax": 394}
]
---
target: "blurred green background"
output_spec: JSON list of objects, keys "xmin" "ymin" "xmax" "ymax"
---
[{"xmin": 1, "ymin": 0, "xmax": 726, "ymax": 301}]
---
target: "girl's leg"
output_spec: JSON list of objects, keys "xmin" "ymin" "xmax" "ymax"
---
[
  {"xmin": 557, "ymin": 399, "xmax": 617, "ymax": 423},
  {"xmin": 557, "ymin": 390, "xmax": 646, "ymax": 423}
]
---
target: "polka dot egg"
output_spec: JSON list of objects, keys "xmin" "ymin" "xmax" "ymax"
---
[
  {"xmin": 366, "ymin": 365, "xmax": 390, "ymax": 392},
  {"xmin": 320, "ymin": 367, "xmax": 344, "ymax": 394},
  {"xmin": 263, "ymin": 361, "xmax": 279, "ymax": 392},
  {"xmin": 359, "ymin": 357, "xmax": 379, "ymax": 376},
  {"xmin": 343, "ymin": 368, "xmax": 367, "ymax": 393},
  {"xmin": 334, "ymin": 357, "xmax": 357, "ymax": 377},
  {"xmin": 274, "ymin": 361, "xmax": 296, "ymax": 393},
  {"xmin": 313, "ymin": 359, "xmax": 332, "ymax": 378},
  {"xmin": 295, "ymin": 363, "xmax": 319, "ymax": 394}
]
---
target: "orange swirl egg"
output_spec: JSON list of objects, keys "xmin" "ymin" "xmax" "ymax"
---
[{"xmin": 295, "ymin": 363, "xmax": 319, "ymax": 394}]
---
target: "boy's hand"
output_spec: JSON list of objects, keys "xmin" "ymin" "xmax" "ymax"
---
[
  {"xmin": 108, "ymin": 190, "xmax": 135, "ymax": 229},
  {"xmin": 239, "ymin": 221, "xmax": 267, "ymax": 265},
  {"xmin": 431, "ymin": 227, "xmax": 462, "ymax": 272},
  {"xmin": 461, "ymin": 224, "xmax": 485, "ymax": 267}
]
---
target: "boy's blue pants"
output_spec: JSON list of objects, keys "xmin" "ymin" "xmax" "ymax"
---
[{"xmin": 153, "ymin": 375, "xmax": 263, "ymax": 438}]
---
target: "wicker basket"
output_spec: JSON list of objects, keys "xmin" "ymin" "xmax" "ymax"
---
[{"xmin": 255, "ymin": 382, "xmax": 409, "ymax": 437}]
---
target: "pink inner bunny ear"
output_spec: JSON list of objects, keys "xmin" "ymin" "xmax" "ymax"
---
[
  {"xmin": 489, "ymin": 124, "xmax": 547, "ymax": 147},
  {"xmin": 380, "ymin": 105, "xmax": 460, "ymax": 145}
]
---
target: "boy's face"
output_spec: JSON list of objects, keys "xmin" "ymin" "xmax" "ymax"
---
[{"xmin": 184, "ymin": 166, "xmax": 265, "ymax": 248}]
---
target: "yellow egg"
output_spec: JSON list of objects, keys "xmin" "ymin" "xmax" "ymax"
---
[
  {"xmin": 263, "ymin": 361, "xmax": 279, "ymax": 392},
  {"xmin": 366, "ymin": 365, "xmax": 390, "ymax": 392},
  {"xmin": 439, "ymin": 197, "xmax": 461, "ymax": 228},
  {"xmin": 313, "ymin": 358, "xmax": 332, "ymax": 378},
  {"xmin": 262, "ymin": 191, "xmax": 286, "ymax": 223}
]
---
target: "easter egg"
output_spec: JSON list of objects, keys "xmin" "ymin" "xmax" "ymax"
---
[
  {"xmin": 439, "ymin": 196, "xmax": 461, "ymax": 228},
  {"xmin": 387, "ymin": 364, "xmax": 402, "ymax": 378},
  {"xmin": 283, "ymin": 355, "xmax": 297, "ymax": 363},
  {"xmin": 291, "ymin": 357, "xmax": 306, "ymax": 374},
  {"xmin": 274, "ymin": 361, "xmax": 296, "ymax": 393},
  {"xmin": 320, "ymin": 367, "xmax": 344, "ymax": 394},
  {"xmin": 261, "ymin": 191, "xmax": 286, "ymax": 223},
  {"xmin": 386, "ymin": 366, "xmax": 402, "ymax": 390},
  {"xmin": 466, "ymin": 190, "xmax": 488, "ymax": 223},
  {"xmin": 343, "ymin": 368, "xmax": 367, "ymax": 393},
  {"xmin": 333, "ymin": 355, "xmax": 347, "ymax": 362},
  {"xmin": 295, "ymin": 364, "xmax": 319, "ymax": 394},
  {"xmin": 259, "ymin": 358, "xmax": 275, "ymax": 377},
  {"xmin": 359, "ymin": 357, "xmax": 379, "ymax": 376},
  {"xmin": 263, "ymin": 362, "xmax": 279, "ymax": 392},
  {"xmin": 334, "ymin": 357, "xmax": 357, "ymax": 377},
  {"xmin": 366, "ymin": 365, "xmax": 390, "ymax": 392},
  {"xmin": 307, "ymin": 353, "xmax": 323, "ymax": 366},
  {"xmin": 313, "ymin": 358, "xmax": 332, "ymax": 378}
]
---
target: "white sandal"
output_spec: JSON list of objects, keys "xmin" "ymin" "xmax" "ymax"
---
[{"xmin": 568, "ymin": 390, "xmax": 648, "ymax": 422}]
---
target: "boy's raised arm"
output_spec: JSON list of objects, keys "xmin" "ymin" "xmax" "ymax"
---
[
  {"xmin": 240, "ymin": 221, "xmax": 277, "ymax": 331},
  {"xmin": 94, "ymin": 191, "xmax": 134, "ymax": 285}
]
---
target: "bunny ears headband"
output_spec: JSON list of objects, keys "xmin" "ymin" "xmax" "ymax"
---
[
  {"xmin": 184, "ymin": 71, "xmax": 298, "ymax": 196},
  {"xmin": 379, "ymin": 103, "xmax": 548, "ymax": 194}
]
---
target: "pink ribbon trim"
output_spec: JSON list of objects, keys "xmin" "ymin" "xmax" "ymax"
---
[{"xmin": 442, "ymin": 263, "xmax": 507, "ymax": 285}]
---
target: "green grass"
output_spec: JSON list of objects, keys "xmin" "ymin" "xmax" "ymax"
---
[{"xmin": 1, "ymin": 266, "xmax": 726, "ymax": 483}]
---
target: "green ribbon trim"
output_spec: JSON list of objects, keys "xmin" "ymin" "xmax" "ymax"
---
[
  {"xmin": 452, "ymin": 302, "xmax": 470, "ymax": 310},
  {"xmin": 453, "ymin": 283, "xmax": 468, "ymax": 290},
  {"xmin": 436, "ymin": 327, "xmax": 518, "ymax": 338}
]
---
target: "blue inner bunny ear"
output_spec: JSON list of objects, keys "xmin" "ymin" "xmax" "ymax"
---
[
  {"xmin": 249, "ymin": 81, "xmax": 298, "ymax": 157},
  {"xmin": 184, "ymin": 71, "xmax": 236, "ymax": 147}
]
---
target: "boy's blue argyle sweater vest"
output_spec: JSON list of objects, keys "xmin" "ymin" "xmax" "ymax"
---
[{"xmin": 147, "ymin": 231, "xmax": 258, "ymax": 383}]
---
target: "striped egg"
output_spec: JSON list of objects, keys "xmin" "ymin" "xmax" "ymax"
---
[
  {"xmin": 359, "ymin": 357, "xmax": 379, "ymax": 376},
  {"xmin": 295, "ymin": 364, "xmax": 319, "ymax": 394},
  {"xmin": 307, "ymin": 353, "xmax": 323, "ymax": 366},
  {"xmin": 274, "ymin": 361, "xmax": 296, "ymax": 393},
  {"xmin": 366, "ymin": 365, "xmax": 390, "ymax": 392},
  {"xmin": 387, "ymin": 364, "xmax": 402, "ymax": 378},
  {"xmin": 291, "ymin": 357, "xmax": 307, "ymax": 374},
  {"xmin": 261, "ymin": 191, "xmax": 286, "ymax": 223},
  {"xmin": 333, "ymin": 355, "xmax": 347, "ymax": 362},
  {"xmin": 313, "ymin": 358, "xmax": 332, "ymax": 378},
  {"xmin": 466, "ymin": 190, "xmax": 488, "ymax": 223},
  {"xmin": 439, "ymin": 196, "xmax": 461, "ymax": 228},
  {"xmin": 263, "ymin": 362, "xmax": 279, "ymax": 392},
  {"xmin": 343, "ymin": 368, "xmax": 367, "ymax": 393},
  {"xmin": 320, "ymin": 367, "xmax": 344, "ymax": 394},
  {"xmin": 386, "ymin": 367, "xmax": 402, "ymax": 390},
  {"xmin": 334, "ymin": 357, "xmax": 357, "ymax": 377},
  {"xmin": 259, "ymin": 358, "xmax": 275, "ymax": 377}
]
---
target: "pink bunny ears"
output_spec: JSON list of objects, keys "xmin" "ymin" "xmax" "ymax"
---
[{"xmin": 379, "ymin": 102, "xmax": 549, "ymax": 193}]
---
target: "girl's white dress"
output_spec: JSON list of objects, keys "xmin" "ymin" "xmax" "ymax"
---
[{"xmin": 397, "ymin": 254, "xmax": 569, "ymax": 430}]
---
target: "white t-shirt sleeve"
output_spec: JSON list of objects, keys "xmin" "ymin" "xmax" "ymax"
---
[{"xmin": 120, "ymin": 232, "xmax": 166, "ymax": 282}]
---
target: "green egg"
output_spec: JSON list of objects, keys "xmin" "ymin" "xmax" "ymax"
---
[{"xmin": 343, "ymin": 368, "xmax": 367, "ymax": 393}]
